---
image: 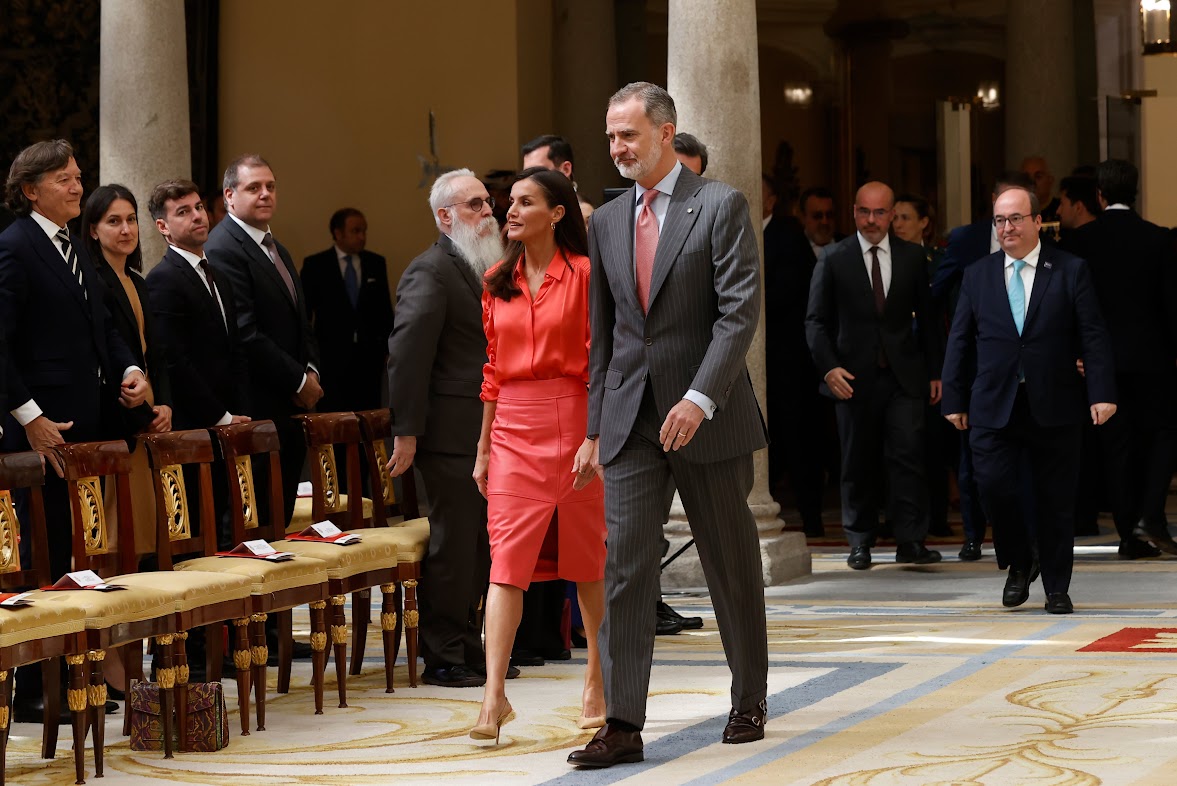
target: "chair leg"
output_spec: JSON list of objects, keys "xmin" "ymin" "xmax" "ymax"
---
[
  {"xmin": 330, "ymin": 595, "xmax": 348, "ymax": 708},
  {"xmin": 349, "ymin": 589, "xmax": 370, "ymax": 676},
  {"xmin": 122, "ymin": 639, "xmax": 143, "ymax": 738},
  {"xmin": 379, "ymin": 583, "xmax": 397, "ymax": 693},
  {"xmin": 249, "ymin": 614, "xmax": 267, "ymax": 732},
  {"xmin": 276, "ymin": 610, "xmax": 293, "ymax": 695},
  {"xmin": 174, "ymin": 632, "xmax": 190, "ymax": 753},
  {"xmin": 41, "ymin": 658, "xmax": 60, "ymax": 758},
  {"xmin": 154, "ymin": 636, "xmax": 175, "ymax": 759},
  {"xmin": 231, "ymin": 618, "xmax": 252, "ymax": 736},
  {"xmin": 389, "ymin": 582, "xmax": 404, "ymax": 670},
  {"xmin": 1, "ymin": 668, "xmax": 10, "ymax": 786},
  {"xmin": 403, "ymin": 579, "xmax": 420, "ymax": 688},
  {"xmin": 86, "ymin": 651, "xmax": 107, "ymax": 777},
  {"xmin": 308, "ymin": 601, "xmax": 327, "ymax": 715},
  {"xmin": 63, "ymin": 654, "xmax": 86, "ymax": 785}
]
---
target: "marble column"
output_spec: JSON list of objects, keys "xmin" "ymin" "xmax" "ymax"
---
[
  {"xmin": 99, "ymin": 0, "xmax": 192, "ymax": 271},
  {"xmin": 552, "ymin": 0, "xmax": 620, "ymax": 203},
  {"xmin": 1005, "ymin": 0, "xmax": 1078, "ymax": 176},
  {"xmin": 663, "ymin": 0, "xmax": 810, "ymax": 587}
]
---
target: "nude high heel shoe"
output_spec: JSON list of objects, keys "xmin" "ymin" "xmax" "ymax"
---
[
  {"xmin": 577, "ymin": 713, "xmax": 606, "ymax": 730},
  {"xmin": 469, "ymin": 701, "xmax": 516, "ymax": 744}
]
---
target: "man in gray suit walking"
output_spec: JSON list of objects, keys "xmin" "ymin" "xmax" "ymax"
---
[{"xmin": 568, "ymin": 82, "xmax": 770, "ymax": 769}]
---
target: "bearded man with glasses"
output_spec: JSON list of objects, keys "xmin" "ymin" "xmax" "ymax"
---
[
  {"xmin": 942, "ymin": 186, "xmax": 1116, "ymax": 614},
  {"xmin": 386, "ymin": 168, "xmax": 508, "ymax": 687}
]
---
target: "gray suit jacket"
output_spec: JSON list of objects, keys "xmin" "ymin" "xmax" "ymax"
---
[
  {"xmin": 587, "ymin": 167, "xmax": 768, "ymax": 465},
  {"xmin": 386, "ymin": 234, "xmax": 486, "ymax": 456}
]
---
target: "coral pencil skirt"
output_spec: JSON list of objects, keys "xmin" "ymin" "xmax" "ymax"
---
[{"xmin": 486, "ymin": 376, "xmax": 606, "ymax": 589}]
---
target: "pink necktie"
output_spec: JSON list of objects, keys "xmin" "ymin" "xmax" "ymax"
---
[
  {"xmin": 262, "ymin": 232, "xmax": 297, "ymax": 303},
  {"xmin": 635, "ymin": 189, "xmax": 659, "ymax": 312}
]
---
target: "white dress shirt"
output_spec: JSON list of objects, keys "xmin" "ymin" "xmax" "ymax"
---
[
  {"xmin": 1105, "ymin": 203, "xmax": 1131, "ymax": 211},
  {"xmin": 10, "ymin": 211, "xmax": 142, "ymax": 428},
  {"xmin": 336, "ymin": 245, "xmax": 360, "ymax": 280},
  {"xmin": 631, "ymin": 161, "xmax": 716, "ymax": 420},
  {"xmin": 857, "ymin": 231, "xmax": 892, "ymax": 296},
  {"xmin": 226, "ymin": 212, "xmax": 315, "ymax": 393},
  {"xmin": 1003, "ymin": 240, "xmax": 1042, "ymax": 323}
]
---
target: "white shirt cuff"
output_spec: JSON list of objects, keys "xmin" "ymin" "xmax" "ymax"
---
[
  {"xmin": 296, "ymin": 373, "xmax": 308, "ymax": 394},
  {"xmin": 122, "ymin": 366, "xmax": 143, "ymax": 380},
  {"xmin": 216, "ymin": 412, "xmax": 234, "ymax": 426},
  {"xmin": 13, "ymin": 400, "xmax": 43, "ymax": 426},
  {"xmin": 684, "ymin": 389, "xmax": 717, "ymax": 420}
]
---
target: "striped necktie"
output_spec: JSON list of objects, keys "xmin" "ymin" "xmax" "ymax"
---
[{"xmin": 55, "ymin": 228, "xmax": 87, "ymax": 300}]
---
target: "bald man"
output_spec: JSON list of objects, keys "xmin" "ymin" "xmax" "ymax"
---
[{"xmin": 806, "ymin": 181, "xmax": 945, "ymax": 569}]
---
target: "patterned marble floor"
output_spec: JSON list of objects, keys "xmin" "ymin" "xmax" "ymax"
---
[{"xmin": 7, "ymin": 542, "xmax": 1177, "ymax": 786}]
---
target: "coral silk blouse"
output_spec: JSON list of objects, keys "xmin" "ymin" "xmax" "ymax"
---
[{"xmin": 481, "ymin": 250, "xmax": 592, "ymax": 402}]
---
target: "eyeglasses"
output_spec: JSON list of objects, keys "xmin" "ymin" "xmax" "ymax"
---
[
  {"xmin": 854, "ymin": 207, "xmax": 891, "ymax": 220},
  {"xmin": 993, "ymin": 213, "xmax": 1036, "ymax": 228},
  {"xmin": 444, "ymin": 196, "xmax": 495, "ymax": 213}
]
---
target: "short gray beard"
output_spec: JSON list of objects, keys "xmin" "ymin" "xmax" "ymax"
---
[
  {"xmin": 449, "ymin": 215, "xmax": 504, "ymax": 277},
  {"xmin": 615, "ymin": 144, "xmax": 663, "ymax": 182}
]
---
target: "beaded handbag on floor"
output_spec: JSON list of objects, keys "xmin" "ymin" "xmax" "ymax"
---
[{"xmin": 128, "ymin": 681, "xmax": 229, "ymax": 752}]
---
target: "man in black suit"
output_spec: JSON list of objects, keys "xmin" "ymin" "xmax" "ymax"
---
[
  {"xmin": 0, "ymin": 139, "xmax": 148, "ymax": 720},
  {"xmin": 205, "ymin": 154, "xmax": 321, "ymax": 529},
  {"xmin": 1082, "ymin": 160, "xmax": 1177, "ymax": 558},
  {"xmin": 386, "ymin": 168, "xmax": 502, "ymax": 688},
  {"xmin": 942, "ymin": 187, "xmax": 1117, "ymax": 614},
  {"xmin": 932, "ymin": 170, "xmax": 1035, "ymax": 560},
  {"xmin": 806, "ymin": 181, "xmax": 943, "ymax": 570},
  {"xmin": 766, "ymin": 185, "xmax": 837, "ymax": 537},
  {"xmin": 301, "ymin": 208, "xmax": 393, "ymax": 415}
]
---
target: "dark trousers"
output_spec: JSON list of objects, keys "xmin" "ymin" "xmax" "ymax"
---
[
  {"xmin": 1099, "ymin": 371, "xmax": 1177, "ymax": 538},
  {"xmin": 834, "ymin": 369, "xmax": 927, "ymax": 548},
  {"xmin": 970, "ymin": 387, "xmax": 1082, "ymax": 595},
  {"xmin": 768, "ymin": 367, "xmax": 827, "ymax": 530},
  {"xmin": 513, "ymin": 580, "xmax": 566, "ymax": 654},
  {"xmin": 955, "ymin": 430, "xmax": 988, "ymax": 542},
  {"xmin": 924, "ymin": 406, "xmax": 951, "ymax": 532},
  {"xmin": 414, "ymin": 450, "xmax": 489, "ymax": 669}
]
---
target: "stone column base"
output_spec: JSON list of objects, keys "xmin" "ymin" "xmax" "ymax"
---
[{"xmin": 660, "ymin": 531, "xmax": 811, "ymax": 589}]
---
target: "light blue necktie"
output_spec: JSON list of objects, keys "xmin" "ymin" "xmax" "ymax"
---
[{"xmin": 1008, "ymin": 258, "xmax": 1027, "ymax": 335}]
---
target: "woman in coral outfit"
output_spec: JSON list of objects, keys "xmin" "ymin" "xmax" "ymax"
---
[{"xmin": 470, "ymin": 168, "xmax": 607, "ymax": 742}]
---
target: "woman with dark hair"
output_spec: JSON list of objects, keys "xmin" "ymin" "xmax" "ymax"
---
[
  {"xmin": 81, "ymin": 184, "xmax": 173, "ymax": 551},
  {"xmin": 470, "ymin": 167, "xmax": 606, "ymax": 742}
]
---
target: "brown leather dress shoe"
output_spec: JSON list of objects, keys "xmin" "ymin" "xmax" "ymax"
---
[
  {"xmin": 722, "ymin": 699, "xmax": 767, "ymax": 744},
  {"xmin": 567, "ymin": 723, "xmax": 644, "ymax": 768}
]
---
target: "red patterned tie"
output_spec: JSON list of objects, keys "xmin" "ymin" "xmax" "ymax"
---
[{"xmin": 635, "ymin": 189, "xmax": 660, "ymax": 312}]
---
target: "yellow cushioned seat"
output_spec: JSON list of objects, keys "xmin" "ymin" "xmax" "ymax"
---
[
  {"xmin": 0, "ymin": 601, "xmax": 86, "ymax": 648},
  {"xmin": 111, "ymin": 571, "xmax": 254, "ymax": 612},
  {"xmin": 174, "ymin": 555, "xmax": 329, "ymax": 595},
  {"xmin": 27, "ymin": 584, "xmax": 179, "ymax": 629},
  {"xmin": 364, "ymin": 521, "xmax": 429, "ymax": 563},
  {"xmin": 288, "ymin": 494, "xmax": 375, "ymax": 533},
  {"xmin": 271, "ymin": 537, "xmax": 397, "ymax": 580}
]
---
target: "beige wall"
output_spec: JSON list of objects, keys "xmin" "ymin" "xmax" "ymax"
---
[{"xmin": 219, "ymin": 0, "xmax": 551, "ymax": 288}]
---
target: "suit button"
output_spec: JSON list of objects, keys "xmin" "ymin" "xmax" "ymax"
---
[{"xmin": 644, "ymin": 337, "xmax": 653, "ymax": 346}]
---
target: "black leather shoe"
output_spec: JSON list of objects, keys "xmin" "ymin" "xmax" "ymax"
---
[
  {"xmin": 421, "ymin": 664, "xmax": 485, "ymax": 687},
  {"xmin": 1045, "ymin": 592, "xmax": 1074, "ymax": 614},
  {"xmin": 658, "ymin": 601, "xmax": 703, "ymax": 630},
  {"xmin": 656, "ymin": 615, "xmax": 683, "ymax": 635},
  {"xmin": 540, "ymin": 648, "xmax": 572, "ymax": 661},
  {"xmin": 722, "ymin": 699, "xmax": 767, "ymax": 744},
  {"xmin": 1119, "ymin": 538, "xmax": 1161, "ymax": 559},
  {"xmin": 958, "ymin": 541, "xmax": 983, "ymax": 561},
  {"xmin": 472, "ymin": 663, "xmax": 521, "ymax": 680},
  {"xmin": 895, "ymin": 543, "xmax": 942, "ymax": 564},
  {"xmin": 510, "ymin": 649, "xmax": 545, "ymax": 667},
  {"xmin": 1002, "ymin": 561, "xmax": 1040, "ymax": 608},
  {"xmin": 567, "ymin": 723, "xmax": 644, "ymax": 768},
  {"xmin": 847, "ymin": 546, "xmax": 871, "ymax": 570},
  {"xmin": 1132, "ymin": 522, "xmax": 1177, "ymax": 556}
]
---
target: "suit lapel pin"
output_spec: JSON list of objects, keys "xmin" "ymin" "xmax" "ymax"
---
[
  {"xmin": 1043, "ymin": 261, "xmax": 1052, "ymax": 269},
  {"xmin": 687, "ymin": 208, "xmax": 693, "ymax": 214}
]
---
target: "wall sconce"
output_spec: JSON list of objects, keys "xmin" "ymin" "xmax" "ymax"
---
[
  {"xmin": 976, "ymin": 82, "xmax": 1000, "ymax": 109},
  {"xmin": 1142, "ymin": 0, "xmax": 1177, "ymax": 54},
  {"xmin": 783, "ymin": 83, "xmax": 813, "ymax": 105}
]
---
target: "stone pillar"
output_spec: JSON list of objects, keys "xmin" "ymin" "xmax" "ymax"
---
[
  {"xmin": 553, "ymin": 0, "xmax": 620, "ymax": 204},
  {"xmin": 663, "ymin": 0, "xmax": 810, "ymax": 587},
  {"xmin": 99, "ymin": 0, "xmax": 191, "ymax": 271},
  {"xmin": 1005, "ymin": 0, "xmax": 1078, "ymax": 176}
]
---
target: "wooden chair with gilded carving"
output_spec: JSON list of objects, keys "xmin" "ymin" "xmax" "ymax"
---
[
  {"xmin": 354, "ymin": 408, "xmax": 431, "ymax": 689},
  {"xmin": 136, "ymin": 429, "xmax": 258, "ymax": 745},
  {"xmin": 180, "ymin": 421, "xmax": 332, "ymax": 720},
  {"xmin": 0, "ymin": 451, "xmax": 89, "ymax": 785},
  {"xmin": 274, "ymin": 413, "xmax": 403, "ymax": 698}
]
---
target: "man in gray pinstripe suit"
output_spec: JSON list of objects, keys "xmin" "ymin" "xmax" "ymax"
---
[{"xmin": 567, "ymin": 82, "xmax": 770, "ymax": 769}]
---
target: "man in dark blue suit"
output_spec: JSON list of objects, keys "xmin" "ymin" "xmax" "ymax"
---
[
  {"xmin": 942, "ymin": 187, "xmax": 1116, "ymax": 614},
  {"xmin": 0, "ymin": 139, "xmax": 148, "ymax": 721}
]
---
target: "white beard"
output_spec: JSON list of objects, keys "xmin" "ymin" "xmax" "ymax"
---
[
  {"xmin": 615, "ymin": 145, "xmax": 662, "ymax": 182},
  {"xmin": 449, "ymin": 215, "xmax": 504, "ymax": 277}
]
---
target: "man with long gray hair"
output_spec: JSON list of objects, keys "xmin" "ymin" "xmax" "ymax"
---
[{"xmin": 385, "ymin": 168, "xmax": 507, "ymax": 687}]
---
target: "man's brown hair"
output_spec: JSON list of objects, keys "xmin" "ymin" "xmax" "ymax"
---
[{"xmin": 4, "ymin": 139, "xmax": 74, "ymax": 216}]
